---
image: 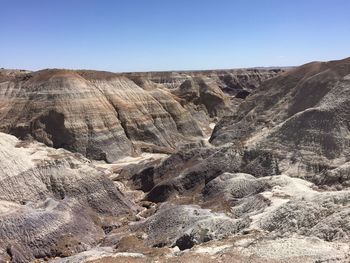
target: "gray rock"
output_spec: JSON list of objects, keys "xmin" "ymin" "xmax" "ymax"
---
[
  {"xmin": 0, "ymin": 132, "xmax": 137, "ymax": 260},
  {"xmin": 259, "ymin": 191, "xmax": 350, "ymax": 242},
  {"xmin": 131, "ymin": 204, "xmax": 249, "ymax": 250},
  {"xmin": 202, "ymin": 172, "xmax": 268, "ymax": 199}
]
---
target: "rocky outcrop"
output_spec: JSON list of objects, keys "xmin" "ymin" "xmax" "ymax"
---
[
  {"xmin": 174, "ymin": 77, "xmax": 230, "ymax": 118},
  {"xmin": 108, "ymin": 58, "xmax": 350, "ymax": 262},
  {"xmin": 0, "ymin": 67, "xmax": 282, "ymax": 162},
  {"xmin": 0, "ymin": 132, "xmax": 137, "ymax": 261},
  {"xmin": 0, "ymin": 70, "xmax": 132, "ymax": 162},
  {"xmin": 0, "ymin": 70, "xmax": 205, "ymax": 162},
  {"xmin": 5, "ymin": 57, "xmax": 350, "ymax": 263},
  {"xmin": 259, "ymin": 190, "xmax": 350, "ymax": 242},
  {"xmin": 202, "ymin": 172, "xmax": 269, "ymax": 200},
  {"xmin": 96, "ymin": 167, "xmax": 349, "ymax": 263},
  {"xmin": 0, "ymin": 66, "xmax": 286, "ymax": 260},
  {"xmin": 125, "ymin": 68, "xmax": 283, "ymax": 97},
  {"xmin": 126, "ymin": 69, "xmax": 283, "ymax": 129},
  {"xmin": 131, "ymin": 204, "xmax": 249, "ymax": 250},
  {"xmin": 127, "ymin": 144, "xmax": 279, "ymax": 203},
  {"xmin": 210, "ymin": 57, "xmax": 350, "ymax": 170}
]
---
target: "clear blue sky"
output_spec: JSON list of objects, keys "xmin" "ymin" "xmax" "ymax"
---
[{"xmin": 1, "ymin": 0, "xmax": 350, "ymax": 72}]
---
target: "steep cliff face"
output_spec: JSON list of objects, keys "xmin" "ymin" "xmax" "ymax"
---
[{"xmin": 0, "ymin": 68, "xmax": 281, "ymax": 162}]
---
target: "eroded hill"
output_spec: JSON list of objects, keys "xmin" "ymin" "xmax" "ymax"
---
[
  {"xmin": 0, "ymin": 68, "xmax": 280, "ymax": 162},
  {"xmin": 0, "ymin": 59, "xmax": 349, "ymax": 262}
]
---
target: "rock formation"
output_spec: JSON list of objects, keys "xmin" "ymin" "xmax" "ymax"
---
[
  {"xmin": 131, "ymin": 203, "xmax": 249, "ymax": 250},
  {"xmin": 211, "ymin": 57, "xmax": 350, "ymax": 172},
  {"xmin": 0, "ymin": 132, "xmax": 137, "ymax": 261},
  {"xmin": 125, "ymin": 68, "xmax": 282, "ymax": 97},
  {"xmin": 0, "ymin": 70, "xmax": 202, "ymax": 162},
  {"xmin": 1, "ymin": 58, "xmax": 350, "ymax": 262},
  {"xmin": 0, "ymin": 68, "xmax": 281, "ymax": 163}
]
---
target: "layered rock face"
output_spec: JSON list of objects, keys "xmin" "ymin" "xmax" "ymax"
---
[
  {"xmin": 0, "ymin": 70, "xmax": 204, "ymax": 162},
  {"xmin": 126, "ymin": 69, "xmax": 283, "ymax": 127},
  {"xmin": 0, "ymin": 70, "xmax": 132, "ymax": 162},
  {"xmin": 129, "ymin": 58, "xmax": 349, "ymax": 234},
  {"xmin": 125, "ymin": 68, "xmax": 282, "ymax": 97},
  {"xmin": 95, "ymin": 58, "xmax": 349, "ymax": 262},
  {"xmin": 0, "ymin": 68, "xmax": 281, "ymax": 163},
  {"xmin": 3, "ymin": 58, "xmax": 350, "ymax": 262},
  {"xmin": 210, "ymin": 58, "xmax": 350, "ymax": 167}
]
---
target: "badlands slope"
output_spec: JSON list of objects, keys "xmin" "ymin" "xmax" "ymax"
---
[
  {"xmin": 0, "ymin": 68, "xmax": 279, "ymax": 162},
  {"xmin": 0, "ymin": 59, "xmax": 349, "ymax": 262}
]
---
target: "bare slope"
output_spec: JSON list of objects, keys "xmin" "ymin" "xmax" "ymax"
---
[
  {"xmin": 0, "ymin": 132, "xmax": 138, "ymax": 261},
  {"xmin": 210, "ymin": 57, "xmax": 350, "ymax": 164},
  {"xmin": 0, "ymin": 68, "xmax": 281, "ymax": 162}
]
